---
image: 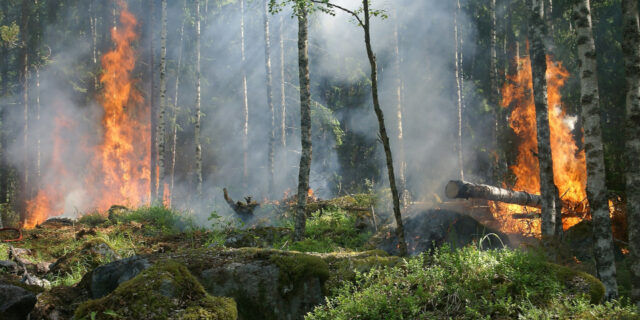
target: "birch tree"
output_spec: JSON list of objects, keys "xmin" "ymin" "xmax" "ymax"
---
[
  {"xmin": 572, "ymin": 0, "xmax": 618, "ymax": 300},
  {"xmin": 170, "ymin": 0, "xmax": 187, "ymax": 207},
  {"xmin": 527, "ymin": 0, "xmax": 561, "ymax": 239},
  {"xmin": 194, "ymin": 0, "xmax": 203, "ymax": 196},
  {"xmin": 264, "ymin": 0, "xmax": 276, "ymax": 195},
  {"xmin": 241, "ymin": 0, "xmax": 249, "ymax": 188},
  {"xmin": 156, "ymin": 0, "xmax": 168, "ymax": 203},
  {"xmin": 622, "ymin": 0, "xmax": 640, "ymax": 307}
]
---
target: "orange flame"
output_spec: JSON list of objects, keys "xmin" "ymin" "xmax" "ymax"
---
[
  {"xmin": 308, "ymin": 188, "xmax": 314, "ymax": 198},
  {"xmin": 493, "ymin": 54, "xmax": 587, "ymax": 235},
  {"xmin": 24, "ymin": 1, "xmax": 150, "ymax": 228}
]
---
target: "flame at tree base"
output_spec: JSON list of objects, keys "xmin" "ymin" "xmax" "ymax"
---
[
  {"xmin": 23, "ymin": 0, "xmax": 151, "ymax": 228},
  {"xmin": 492, "ymin": 54, "xmax": 587, "ymax": 236}
]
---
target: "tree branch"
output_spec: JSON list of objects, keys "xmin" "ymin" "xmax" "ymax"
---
[{"xmin": 309, "ymin": 0, "xmax": 363, "ymax": 27}]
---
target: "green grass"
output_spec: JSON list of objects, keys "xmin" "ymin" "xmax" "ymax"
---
[
  {"xmin": 277, "ymin": 209, "xmax": 371, "ymax": 253},
  {"xmin": 77, "ymin": 211, "xmax": 108, "ymax": 227},
  {"xmin": 307, "ymin": 246, "xmax": 640, "ymax": 320},
  {"xmin": 112, "ymin": 206, "xmax": 193, "ymax": 236}
]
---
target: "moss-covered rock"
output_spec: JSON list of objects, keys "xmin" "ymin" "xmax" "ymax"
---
[
  {"xmin": 75, "ymin": 260, "xmax": 237, "ymax": 320},
  {"xmin": 49, "ymin": 238, "xmax": 121, "ymax": 276},
  {"xmin": 546, "ymin": 262, "xmax": 605, "ymax": 304},
  {"xmin": 315, "ymin": 250, "xmax": 401, "ymax": 293}
]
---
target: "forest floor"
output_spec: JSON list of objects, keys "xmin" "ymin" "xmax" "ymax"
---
[{"xmin": 0, "ymin": 197, "xmax": 639, "ymax": 319}]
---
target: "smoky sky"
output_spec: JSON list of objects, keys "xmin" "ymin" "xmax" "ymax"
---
[{"xmin": 2, "ymin": 0, "xmax": 478, "ymax": 223}]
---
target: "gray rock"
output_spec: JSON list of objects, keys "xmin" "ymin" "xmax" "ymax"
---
[
  {"xmin": 22, "ymin": 273, "xmax": 50, "ymax": 288},
  {"xmin": 0, "ymin": 284, "xmax": 37, "ymax": 320},
  {"xmin": 88, "ymin": 255, "xmax": 151, "ymax": 298},
  {"xmin": 0, "ymin": 260, "xmax": 18, "ymax": 273}
]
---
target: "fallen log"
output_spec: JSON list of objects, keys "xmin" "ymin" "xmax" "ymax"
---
[{"xmin": 445, "ymin": 180, "xmax": 542, "ymax": 208}]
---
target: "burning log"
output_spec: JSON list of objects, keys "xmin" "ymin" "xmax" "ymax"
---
[
  {"xmin": 445, "ymin": 180, "xmax": 542, "ymax": 208},
  {"xmin": 223, "ymin": 188, "xmax": 259, "ymax": 220}
]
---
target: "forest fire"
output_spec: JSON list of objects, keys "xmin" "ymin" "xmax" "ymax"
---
[
  {"xmin": 23, "ymin": 1, "xmax": 149, "ymax": 228},
  {"xmin": 491, "ymin": 55, "xmax": 587, "ymax": 236}
]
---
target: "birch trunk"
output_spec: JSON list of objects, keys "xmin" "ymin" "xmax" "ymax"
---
[
  {"xmin": 157, "ymin": 0, "xmax": 168, "ymax": 204},
  {"xmin": 294, "ymin": 4, "xmax": 311, "ymax": 242},
  {"xmin": 194, "ymin": 0, "xmax": 203, "ymax": 196},
  {"xmin": 264, "ymin": 0, "xmax": 275, "ymax": 195},
  {"xmin": 622, "ymin": 0, "xmax": 640, "ymax": 307},
  {"xmin": 454, "ymin": 0, "xmax": 464, "ymax": 181},
  {"xmin": 490, "ymin": 0, "xmax": 500, "ymax": 183},
  {"xmin": 393, "ymin": 9, "xmax": 407, "ymax": 206},
  {"xmin": 149, "ymin": 0, "xmax": 157, "ymax": 203},
  {"xmin": 527, "ymin": 0, "xmax": 560, "ymax": 239},
  {"xmin": 170, "ymin": 0, "xmax": 187, "ymax": 207},
  {"xmin": 241, "ymin": 0, "xmax": 249, "ymax": 188},
  {"xmin": 280, "ymin": 15, "xmax": 287, "ymax": 171},
  {"xmin": 20, "ymin": 0, "xmax": 31, "ymax": 214},
  {"xmin": 363, "ymin": 0, "xmax": 407, "ymax": 256},
  {"xmin": 572, "ymin": 0, "xmax": 618, "ymax": 299}
]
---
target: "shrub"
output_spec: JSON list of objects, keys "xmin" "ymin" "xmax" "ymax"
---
[
  {"xmin": 115, "ymin": 206, "xmax": 192, "ymax": 235},
  {"xmin": 307, "ymin": 246, "xmax": 640, "ymax": 320}
]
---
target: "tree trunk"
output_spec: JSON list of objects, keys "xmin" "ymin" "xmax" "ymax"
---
[
  {"xmin": 393, "ymin": 8, "xmax": 408, "ymax": 206},
  {"xmin": 20, "ymin": 0, "xmax": 31, "ymax": 221},
  {"xmin": 263, "ymin": 0, "xmax": 275, "ymax": 196},
  {"xmin": 527, "ymin": 0, "xmax": 560, "ymax": 239},
  {"xmin": 241, "ymin": 0, "xmax": 249, "ymax": 188},
  {"xmin": 454, "ymin": 0, "xmax": 464, "ymax": 181},
  {"xmin": 572, "ymin": 0, "xmax": 618, "ymax": 300},
  {"xmin": 90, "ymin": 0, "xmax": 98, "ymax": 90},
  {"xmin": 622, "ymin": 0, "xmax": 640, "ymax": 307},
  {"xmin": 280, "ymin": 14, "xmax": 287, "ymax": 175},
  {"xmin": 170, "ymin": 0, "xmax": 187, "ymax": 207},
  {"xmin": 194, "ymin": 0, "xmax": 203, "ymax": 196},
  {"xmin": 294, "ymin": 4, "xmax": 311, "ymax": 242},
  {"xmin": 490, "ymin": 0, "xmax": 500, "ymax": 183},
  {"xmin": 445, "ymin": 180, "xmax": 542, "ymax": 207},
  {"xmin": 363, "ymin": 0, "xmax": 407, "ymax": 256},
  {"xmin": 156, "ymin": 0, "xmax": 168, "ymax": 204},
  {"xmin": 149, "ymin": 0, "xmax": 157, "ymax": 204}
]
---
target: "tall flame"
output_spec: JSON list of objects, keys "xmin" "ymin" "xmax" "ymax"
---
[
  {"xmin": 24, "ymin": 1, "xmax": 150, "ymax": 228},
  {"xmin": 492, "ymin": 54, "xmax": 587, "ymax": 235}
]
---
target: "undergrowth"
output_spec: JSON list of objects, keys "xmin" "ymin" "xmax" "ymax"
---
[
  {"xmin": 279, "ymin": 209, "xmax": 371, "ymax": 253},
  {"xmin": 307, "ymin": 246, "xmax": 640, "ymax": 320}
]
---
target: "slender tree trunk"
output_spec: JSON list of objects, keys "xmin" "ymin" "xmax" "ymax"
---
[
  {"xmin": 527, "ymin": 0, "xmax": 562, "ymax": 240},
  {"xmin": 622, "ymin": 0, "xmax": 640, "ymax": 307},
  {"xmin": 20, "ymin": 0, "xmax": 31, "ymax": 221},
  {"xmin": 362, "ymin": 0, "xmax": 407, "ymax": 256},
  {"xmin": 264, "ymin": 0, "xmax": 275, "ymax": 196},
  {"xmin": 241, "ymin": 0, "xmax": 249, "ymax": 188},
  {"xmin": 527, "ymin": 0, "xmax": 560, "ymax": 239},
  {"xmin": 35, "ymin": 66, "xmax": 40, "ymax": 181},
  {"xmin": 490, "ymin": 0, "xmax": 500, "ymax": 183},
  {"xmin": 572, "ymin": 0, "xmax": 618, "ymax": 300},
  {"xmin": 393, "ymin": 8, "xmax": 407, "ymax": 206},
  {"xmin": 294, "ymin": 4, "xmax": 311, "ymax": 242},
  {"xmin": 280, "ymin": 14, "xmax": 287, "ymax": 176},
  {"xmin": 90, "ymin": 0, "xmax": 98, "ymax": 90},
  {"xmin": 454, "ymin": 0, "xmax": 464, "ymax": 181},
  {"xmin": 170, "ymin": 0, "xmax": 187, "ymax": 207},
  {"xmin": 194, "ymin": 0, "xmax": 203, "ymax": 196},
  {"xmin": 149, "ymin": 0, "xmax": 157, "ymax": 203},
  {"xmin": 156, "ymin": 0, "xmax": 168, "ymax": 204}
]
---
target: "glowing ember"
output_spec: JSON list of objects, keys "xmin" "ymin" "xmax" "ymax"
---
[
  {"xmin": 308, "ymin": 188, "xmax": 314, "ymax": 198},
  {"xmin": 492, "ymin": 54, "xmax": 587, "ymax": 236},
  {"xmin": 24, "ymin": 1, "xmax": 151, "ymax": 228}
]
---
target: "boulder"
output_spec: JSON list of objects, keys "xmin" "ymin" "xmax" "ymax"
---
[
  {"xmin": 373, "ymin": 209, "xmax": 510, "ymax": 255},
  {"xmin": 0, "ymin": 284, "xmax": 37, "ymax": 320},
  {"xmin": 0, "ymin": 260, "xmax": 18, "ymax": 273},
  {"xmin": 50, "ymin": 239, "xmax": 121, "ymax": 276},
  {"xmin": 81, "ymin": 248, "xmax": 395, "ymax": 320},
  {"xmin": 75, "ymin": 260, "xmax": 237, "ymax": 320},
  {"xmin": 87, "ymin": 255, "xmax": 151, "ymax": 299}
]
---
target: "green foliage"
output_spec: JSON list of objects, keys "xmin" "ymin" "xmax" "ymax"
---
[
  {"xmin": 278, "ymin": 209, "xmax": 371, "ymax": 253},
  {"xmin": 0, "ymin": 21, "xmax": 19, "ymax": 47},
  {"xmin": 307, "ymin": 246, "xmax": 637, "ymax": 320},
  {"xmin": 77, "ymin": 212, "xmax": 108, "ymax": 227},
  {"xmin": 0, "ymin": 243, "xmax": 8, "ymax": 260},
  {"xmin": 113, "ymin": 206, "xmax": 193, "ymax": 236}
]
